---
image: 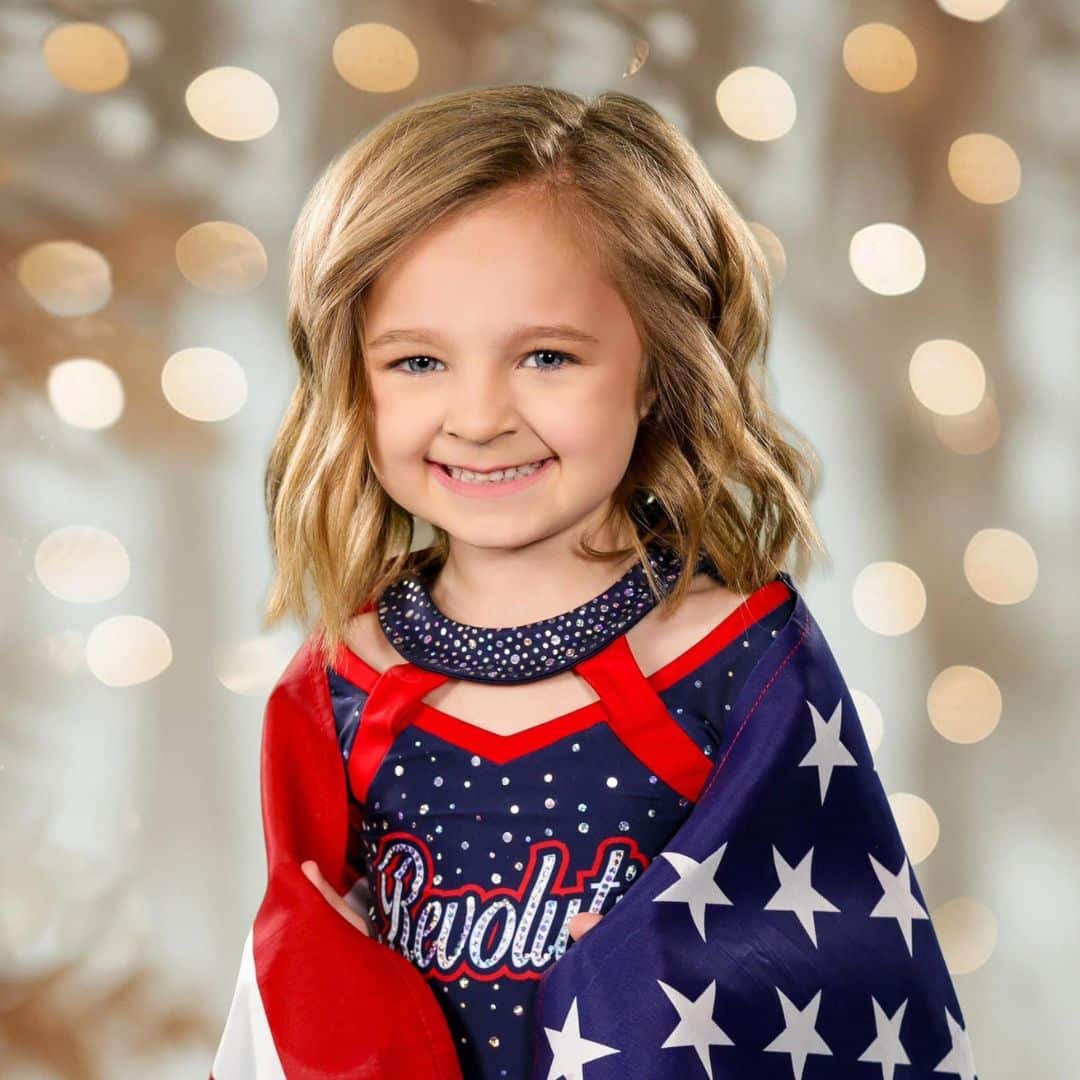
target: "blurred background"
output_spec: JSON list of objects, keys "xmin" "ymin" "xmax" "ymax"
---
[{"xmin": 2, "ymin": 0, "xmax": 1075, "ymax": 1076}]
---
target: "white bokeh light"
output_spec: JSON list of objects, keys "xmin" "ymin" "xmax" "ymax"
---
[
  {"xmin": 85, "ymin": 615, "xmax": 173, "ymax": 687},
  {"xmin": 161, "ymin": 347, "xmax": 248, "ymax": 422},
  {"xmin": 715, "ymin": 66, "xmax": 796, "ymax": 142},
  {"xmin": 849, "ymin": 223, "xmax": 926, "ymax": 296},
  {"xmin": 47, "ymin": 357, "xmax": 125, "ymax": 429},
  {"xmin": 852, "ymin": 562, "xmax": 927, "ymax": 636},
  {"xmin": 34, "ymin": 525, "xmax": 130, "ymax": 603},
  {"xmin": 17, "ymin": 241, "xmax": 112, "ymax": 317},
  {"xmin": 185, "ymin": 66, "xmax": 279, "ymax": 141}
]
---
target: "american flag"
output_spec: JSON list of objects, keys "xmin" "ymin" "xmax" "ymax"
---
[
  {"xmin": 210, "ymin": 585, "xmax": 976, "ymax": 1080},
  {"xmin": 527, "ymin": 603, "xmax": 978, "ymax": 1080}
]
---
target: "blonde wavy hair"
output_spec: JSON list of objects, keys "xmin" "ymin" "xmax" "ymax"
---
[{"xmin": 265, "ymin": 84, "xmax": 829, "ymax": 671}]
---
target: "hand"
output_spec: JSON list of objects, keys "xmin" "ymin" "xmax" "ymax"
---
[
  {"xmin": 301, "ymin": 860, "xmax": 373, "ymax": 937},
  {"xmin": 568, "ymin": 912, "xmax": 603, "ymax": 941},
  {"xmin": 303, "ymin": 859, "xmax": 601, "ymax": 943}
]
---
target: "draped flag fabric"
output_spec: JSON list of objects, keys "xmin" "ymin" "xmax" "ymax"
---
[
  {"xmin": 210, "ymin": 575, "xmax": 977, "ymax": 1080},
  {"xmin": 526, "ymin": 586, "xmax": 978, "ymax": 1080}
]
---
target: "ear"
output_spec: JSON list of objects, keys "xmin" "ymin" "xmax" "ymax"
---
[{"xmin": 639, "ymin": 388, "xmax": 657, "ymax": 420}]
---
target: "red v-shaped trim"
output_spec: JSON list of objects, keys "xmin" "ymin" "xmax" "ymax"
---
[
  {"xmin": 334, "ymin": 578, "xmax": 793, "ymax": 775},
  {"xmin": 348, "ymin": 663, "xmax": 450, "ymax": 805},
  {"xmin": 574, "ymin": 635, "xmax": 713, "ymax": 803}
]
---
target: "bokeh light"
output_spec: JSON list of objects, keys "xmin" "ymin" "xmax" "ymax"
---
[
  {"xmin": 185, "ymin": 66, "xmax": 278, "ymax": 140},
  {"xmin": 842, "ymin": 23, "xmax": 918, "ymax": 94},
  {"xmin": 332, "ymin": 23, "xmax": 420, "ymax": 92},
  {"xmin": 715, "ymin": 67, "xmax": 796, "ymax": 141},
  {"xmin": 933, "ymin": 897, "xmax": 998, "ymax": 975},
  {"xmin": 853, "ymin": 562, "xmax": 927, "ymax": 636},
  {"xmin": 17, "ymin": 241, "xmax": 112, "ymax": 317},
  {"xmin": 34, "ymin": 525, "xmax": 130, "ymax": 603},
  {"xmin": 948, "ymin": 133, "xmax": 1022, "ymax": 204},
  {"xmin": 962, "ymin": 528, "xmax": 1038, "ymax": 604},
  {"xmin": 161, "ymin": 347, "xmax": 248, "ymax": 421},
  {"xmin": 849, "ymin": 223, "xmax": 926, "ymax": 295},
  {"xmin": 927, "ymin": 665, "xmax": 1002, "ymax": 743},
  {"xmin": 217, "ymin": 636, "xmax": 299, "ymax": 696},
  {"xmin": 909, "ymin": 339, "xmax": 987, "ymax": 416},
  {"xmin": 85, "ymin": 615, "xmax": 173, "ymax": 687},
  {"xmin": 889, "ymin": 792, "xmax": 941, "ymax": 865},
  {"xmin": 42, "ymin": 22, "xmax": 130, "ymax": 94},
  {"xmin": 47, "ymin": 358, "xmax": 125, "ymax": 429},
  {"xmin": 936, "ymin": 0, "xmax": 1011, "ymax": 22},
  {"xmin": 175, "ymin": 221, "xmax": 268, "ymax": 294}
]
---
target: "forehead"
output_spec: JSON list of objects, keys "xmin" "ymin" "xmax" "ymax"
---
[{"xmin": 362, "ymin": 189, "xmax": 627, "ymax": 340}]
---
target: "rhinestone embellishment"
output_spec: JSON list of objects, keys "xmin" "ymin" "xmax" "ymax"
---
[{"xmin": 376, "ymin": 541, "xmax": 719, "ymax": 684}]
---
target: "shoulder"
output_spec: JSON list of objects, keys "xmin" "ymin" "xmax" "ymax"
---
[
  {"xmin": 672, "ymin": 570, "xmax": 750, "ymax": 619},
  {"xmin": 342, "ymin": 609, "xmax": 409, "ymax": 674},
  {"xmin": 677, "ymin": 571, "xmax": 750, "ymax": 629},
  {"xmin": 627, "ymin": 572, "xmax": 750, "ymax": 677}
]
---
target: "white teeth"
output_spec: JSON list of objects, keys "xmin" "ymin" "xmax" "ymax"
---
[{"xmin": 446, "ymin": 459, "xmax": 549, "ymax": 484}]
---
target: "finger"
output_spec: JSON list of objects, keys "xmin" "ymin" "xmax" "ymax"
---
[
  {"xmin": 301, "ymin": 861, "xmax": 371, "ymax": 936},
  {"xmin": 301, "ymin": 860, "xmax": 338, "ymax": 907},
  {"xmin": 568, "ymin": 912, "xmax": 603, "ymax": 941}
]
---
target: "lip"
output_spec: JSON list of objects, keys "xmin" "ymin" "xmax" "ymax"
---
[
  {"xmin": 428, "ymin": 459, "xmax": 546, "ymax": 474},
  {"xmin": 429, "ymin": 456, "xmax": 556, "ymax": 498}
]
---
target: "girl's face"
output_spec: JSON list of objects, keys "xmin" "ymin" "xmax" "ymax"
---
[{"xmin": 362, "ymin": 186, "xmax": 652, "ymax": 554}]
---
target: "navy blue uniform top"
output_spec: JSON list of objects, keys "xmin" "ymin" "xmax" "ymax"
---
[{"xmin": 324, "ymin": 542, "xmax": 795, "ymax": 1079}]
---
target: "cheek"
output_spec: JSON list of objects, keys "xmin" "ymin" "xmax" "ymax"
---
[
  {"xmin": 363, "ymin": 392, "xmax": 416, "ymax": 496},
  {"xmin": 368, "ymin": 386, "xmax": 425, "ymax": 455},
  {"xmin": 547, "ymin": 391, "xmax": 639, "ymax": 461}
]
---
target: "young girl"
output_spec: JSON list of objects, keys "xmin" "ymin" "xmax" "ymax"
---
[{"xmin": 211, "ymin": 86, "xmax": 975, "ymax": 1080}]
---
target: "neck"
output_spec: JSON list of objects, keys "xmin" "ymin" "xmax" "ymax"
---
[{"xmin": 428, "ymin": 519, "xmax": 646, "ymax": 629}]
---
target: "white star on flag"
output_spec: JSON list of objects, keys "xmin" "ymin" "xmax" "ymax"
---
[
  {"xmin": 797, "ymin": 698, "xmax": 858, "ymax": 804},
  {"xmin": 763, "ymin": 844, "xmax": 840, "ymax": 947},
  {"xmin": 867, "ymin": 852, "xmax": 930, "ymax": 956},
  {"xmin": 652, "ymin": 843, "xmax": 733, "ymax": 942},
  {"xmin": 657, "ymin": 977, "xmax": 733, "ymax": 1079},
  {"xmin": 934, "ymin": 1007, "xmax": 978, "ymax": 1080},
  {"xmin": 857, "ymin": 996, "xmax": 911, "ymax": 1080},
  {"xmin": 543, "ymin": 996, "xmax": 620, "ymax": 1080},
  {"xmin": 763, "ymin": 987, "xmax": 833, "ymax": 1080}
]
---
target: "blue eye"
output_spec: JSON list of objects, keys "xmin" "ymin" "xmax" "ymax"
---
[
  {"xmin": 388, "ymin": 350, "xmax": 578, "ymax": 376},
  {"xmin": 522, "ymin": 350, "xmax": 577, "ymax": 373}
]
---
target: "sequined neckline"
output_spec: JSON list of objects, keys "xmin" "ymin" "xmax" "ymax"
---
[{"xmin": 377, "ymin": 541, "xmax": 719, "ymax": 685}]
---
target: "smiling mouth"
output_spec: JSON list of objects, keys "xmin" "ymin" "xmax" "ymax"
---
[{"xmin": 430, "ymin": 457, "xmax": 554, "ymax": 474}]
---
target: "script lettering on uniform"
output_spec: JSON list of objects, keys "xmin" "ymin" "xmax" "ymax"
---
[{"xmin": 369, "ymin": 832, "xmax": 650, "ymax": 981}]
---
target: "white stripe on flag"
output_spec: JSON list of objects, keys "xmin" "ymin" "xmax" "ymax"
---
[{"xmin": 211, "ymin": 927, "xmax": 287, "ymax": 1080}]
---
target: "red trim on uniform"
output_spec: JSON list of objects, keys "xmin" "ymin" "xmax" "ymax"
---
[
  {"xmin": 575, "ymin": 634, "xmax": 713, "ymax": 802},
  {"xmin": 412, "ymin": 700, "xmax": 604, "ymax": 766},
  {"xmin": 650, "ymin": 578, "xmax": 793, "ymax": 691},
  {"xmin": 348, "ymin": 663, "xmax": 450, "ymax": 804},
  {"xmin": 331, "ymin": 636, "xmax": 381, "ymax": 687},
  {"xmin": 333, "ymin": 579, "xmax": 794, "ymax": 776}
]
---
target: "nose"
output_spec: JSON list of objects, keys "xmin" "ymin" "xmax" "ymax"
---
[{"xmin": 442, "ymin": 367, "xmax": 517, "ymax": 443}]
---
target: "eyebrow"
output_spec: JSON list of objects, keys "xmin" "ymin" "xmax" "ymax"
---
[{"xmin": 364, "ymin": 323, "xmax": 601, "ymax": 350}]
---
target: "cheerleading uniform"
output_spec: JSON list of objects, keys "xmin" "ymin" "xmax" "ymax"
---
[{"xmin": 325, "ymin": 542, "xmax": 795, "ymax": 1080}]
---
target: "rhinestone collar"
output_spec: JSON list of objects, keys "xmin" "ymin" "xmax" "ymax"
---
[{"xmin": 376, "ymin": 541, "xmax": 721, "ymax": 685}]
